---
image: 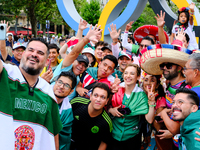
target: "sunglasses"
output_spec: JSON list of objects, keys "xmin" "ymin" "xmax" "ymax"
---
[
  {"xmin": 139, "ymin": 44, "xmax": 149, "ymax": 48},
  {"xmin": 159, "ymin": 63, "xmax": 175, "ymax": 70}
]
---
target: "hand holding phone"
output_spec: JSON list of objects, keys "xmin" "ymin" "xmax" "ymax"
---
[{"xmin": 0, "ymin": 24, "xmax": 6, "ymax": 40}]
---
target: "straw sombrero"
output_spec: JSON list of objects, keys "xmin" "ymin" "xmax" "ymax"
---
[
  {"xmin": 140, "ymin": 44, "xmax": 193, "ymax": 75},
  {"xmin": 133, "ymin": 25, "xmax": 169, "ymax": 43}
]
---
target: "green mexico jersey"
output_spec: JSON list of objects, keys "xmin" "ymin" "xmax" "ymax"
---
[{"xmin": 0, "ymin": 61, "xmax": 62, "ymax": 150}]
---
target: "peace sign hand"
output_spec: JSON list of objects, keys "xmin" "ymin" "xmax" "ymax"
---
[
  {"xmin": 146, "ymin": 84, "xmax": 157, "ymax": 103},
  {"xmin": 125, "ymin": 21, "xmax": 134, "ymax": 32}
]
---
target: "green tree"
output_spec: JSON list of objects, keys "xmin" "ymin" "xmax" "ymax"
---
[
  {"xmin": 74, "ymin": 0, "xmax": 87, "ymax": 13},
  {"xmin": 0, "ymin": 4, "xmax": 14, "ymax": 21},
  {"xmin": 1, "ymin": 0, "xmax": 65, "ymax": 36},
  {"xmin": 80, "ymin": 0, "xmax": 102, "ymax": 25}
]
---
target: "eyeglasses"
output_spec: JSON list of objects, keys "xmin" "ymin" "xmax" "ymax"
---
[
  {"xmin": 159, "ymin": 63, "xmax": 175, "ymax": 70},
  {"xmin": 183, "ymin": 67, "xmax": 198, "ymax": 71},
  {"xmin": 56, "ymin": 80, "xmax": 71, "ymax": 89},
  {"xmin": 172, "ymin": 99, "xmax": 194, "ymax": 106},
  {"xmin": 139, "ymin": 44, "xmax": 149, "ymax": 48}
]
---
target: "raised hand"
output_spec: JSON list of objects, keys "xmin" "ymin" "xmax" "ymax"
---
[
  {"xmin": 41, "ymin": 68, "xmax": 53, "ymax": 83},
  {"xmin": 79, "ymin": 19, "xmax": 88, "ymax": 31},
  {"xmin": 146, "ymin": 84, "xmax": 157, "ymax": 104},
  {"xmin": 175, "ymin": 27, "xmax": 185, "ymax": 42},
  {"xmin": 85, "ymin": 24, "xmax": 102, "ymax": 42},
  {"xmin": 189, "ymin": 2, "xmax": 195, "ymax": 12},
  {"xmin": 155, "ymin": 10, "xmax": 165, "ymax": 28},
  {"xmin": 108, "ymin": 23, "xmax": 121, "ymax": 40},
  {"xmin": 0, "ymin": 20, "xmax": 10, "ymax": 33},
  {"xmin": 125, "ymin": 21, "xmax": 134, "ymax": 32},
  {"xmin": 110, "ymin": 74, "xmax": 122, "ymax": 93}
]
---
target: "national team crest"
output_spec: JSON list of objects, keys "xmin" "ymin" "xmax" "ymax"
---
[{"xmin": 14, "ymin": 125, "xmax": 35, "ymax": 150}]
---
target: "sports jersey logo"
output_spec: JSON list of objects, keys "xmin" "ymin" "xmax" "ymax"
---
[
  {"xmin": 75, "ymin": 115, "xmax": 79, "ymax": 120},
  {"xmin": 91, "ymin": 126, "xmax": 99, "ymax": 133},
  {"xmin": 14, "ymin": 125, "xmax": 35, "ymax": 150}
]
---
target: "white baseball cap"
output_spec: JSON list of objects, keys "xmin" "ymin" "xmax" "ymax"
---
[{"xmin": 13, "ymin": 43, "xmax": 26, "ymax": 50}]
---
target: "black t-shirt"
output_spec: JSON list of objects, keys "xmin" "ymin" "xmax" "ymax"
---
[{"xmin": 70, "ymin": 97, "xmax": 112, "ymax": 150}]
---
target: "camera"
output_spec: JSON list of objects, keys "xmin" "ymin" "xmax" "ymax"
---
[
  {"xmin": 118, "ymin": 107, "xmax": 131, "ymax": 115},
  {"xmin": 0, "ymin": 24, "xmax": 7, "ymax": 40}
]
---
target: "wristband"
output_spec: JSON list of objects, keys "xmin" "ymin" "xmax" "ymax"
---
[
  {"xmin": 124, "ymin": 31, "xmax": 128, "ymax": 33},
  {"xmin": 149, "ymin": 104, "xmax": 156, "ymax": 107},
  {"xmin": 171, "ymin": 39, "xmax": 183, "ymax": 47},
  {"xmin": 190, "ymin": 12, "xmax": 194, "ymax": 16}
]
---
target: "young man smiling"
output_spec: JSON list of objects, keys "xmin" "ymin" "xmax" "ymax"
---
[
  {"xmin": 51, "ymin": 24, "xmax": 102, "ymax": 101},
  {"xmin": 70, "ymin": 82, "xmax": 112, "ymax": 150},
  {"xmin": 53, "ymin": 71, "xmax": 77, "ymax": 150},
  {"xmin": 76, "ymin": 55, "xmax": 119, "ymax": 98},
  {"xmin": 171, "ymin": 88, "xmax": 200, "ymax": 149}
]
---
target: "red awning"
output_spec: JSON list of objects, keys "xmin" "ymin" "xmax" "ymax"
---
[
  {"xmin": 37, "ymin": 31, "xmax": 55, "ymax": 34},
  {"xmin": 8, "ymin": 30, "xmax": 55, "ymax": 35},
  {"xmin": 8, "ymin": 31, "xmax": 32, "ymax": 36}
]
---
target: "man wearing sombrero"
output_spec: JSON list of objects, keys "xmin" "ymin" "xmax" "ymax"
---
[{"xmin": 140, "ymin": 44, "xmax": 192, "ymax": 148}]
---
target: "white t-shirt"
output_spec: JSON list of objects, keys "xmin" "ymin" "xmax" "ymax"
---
[{"xmin": 172, "ymin": 22, "xmax": 199, "ymax": 50}]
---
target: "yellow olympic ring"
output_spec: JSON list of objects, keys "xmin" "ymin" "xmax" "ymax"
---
[{"xmin": 98, "ymin": 0, "xmax": 121, "ymax": 41}]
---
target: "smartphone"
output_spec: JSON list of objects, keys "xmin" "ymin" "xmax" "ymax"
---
[
  {"xmin": 0, "ymin": 24, "xmax": 6, "ymax": 40},
  {"xmin": 118, "ymin": 107, "xmax": 131, "ymax": 115},
  {"xmin": 47, "ymin": 59, "xmax": 52, "ymax": 70},
  {"xmin": 155, "ymin": 130, "xmax": 163, "ymax": 135}
]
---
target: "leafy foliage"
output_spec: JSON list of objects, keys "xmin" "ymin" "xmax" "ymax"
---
[
  {"xmin": 1, "ymin": 0, "xmax": 65, "ymax": 36},
  {"xmin": 80, "ymin": 0, "xmax": 102, "ymax": 25},
  {"xmin": 73, "ymin": 0, "xmax": 87, "ymax": 13}
]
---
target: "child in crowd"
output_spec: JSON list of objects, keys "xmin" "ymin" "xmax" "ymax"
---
[{"xmin": 170, "ymin": 3, "xmax": 198, "ymax": 50}]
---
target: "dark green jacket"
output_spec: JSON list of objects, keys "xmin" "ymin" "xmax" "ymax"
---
[{"xmin": 180, "ymin": 110, "xmax": 200, "ymax": 149}]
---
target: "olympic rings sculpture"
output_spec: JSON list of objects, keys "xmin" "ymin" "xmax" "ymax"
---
[{"xmin": 56, "ymin": 0, "xmax": 200, "ymax": 44}]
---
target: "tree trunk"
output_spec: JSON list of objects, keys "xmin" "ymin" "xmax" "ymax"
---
[
  {"xmin": 42, "ymin": 23, "xmax": 46, "ymax": 35},
  {"xmin": 29, "ymin": 6, "xmax": 37, "ymax": 37}
]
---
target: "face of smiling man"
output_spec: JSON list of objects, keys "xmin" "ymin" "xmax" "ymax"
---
[
  {"xmin": 20, "ymin": 40, "xmax": 48, "ymax": 75},
  {"xmin": 172, "ymin": 93, "xmax": 197, "ymax": 125}
]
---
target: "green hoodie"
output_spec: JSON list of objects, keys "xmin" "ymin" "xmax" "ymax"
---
[{"xmin": 179, "ymin": 110, "xmax": 200, "ymax": 150}]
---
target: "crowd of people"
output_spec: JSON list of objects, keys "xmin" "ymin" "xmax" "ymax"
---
[{"xmin": 1, "ymin": 2, "xmax": 200, "ymax": 150}]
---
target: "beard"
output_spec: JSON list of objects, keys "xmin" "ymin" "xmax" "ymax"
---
[
  {"xmin": 55, "ymin": 94, "xmax": 66, "ymax": 99},
  {"xmin": 20, "ymin": 56, "xmax": 43, "ymax": 75},
  {"xmin": 172, "ymin": 107, "xmax": 191, "ymax": 122},
  {"xmin": 163, "ymin": 69, "xmax": 179, "ymax": 80}
]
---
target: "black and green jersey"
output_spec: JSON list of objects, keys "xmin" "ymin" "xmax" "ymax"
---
[{"xmin": 70, "ymin": 97, "xmax": 112, "ymax": 150}]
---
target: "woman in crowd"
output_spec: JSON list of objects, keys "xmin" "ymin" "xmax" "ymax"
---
[
  {"xmin": 108, "ymin": 64, "xmax": 149, "ymax": 150},
  {"xmin": 82, "ymin": 47, "xmax": 96, "ymax": 67},
  {"xmin": 142, "ymin": 74, "xmax": 174, "ymax": 150}
]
